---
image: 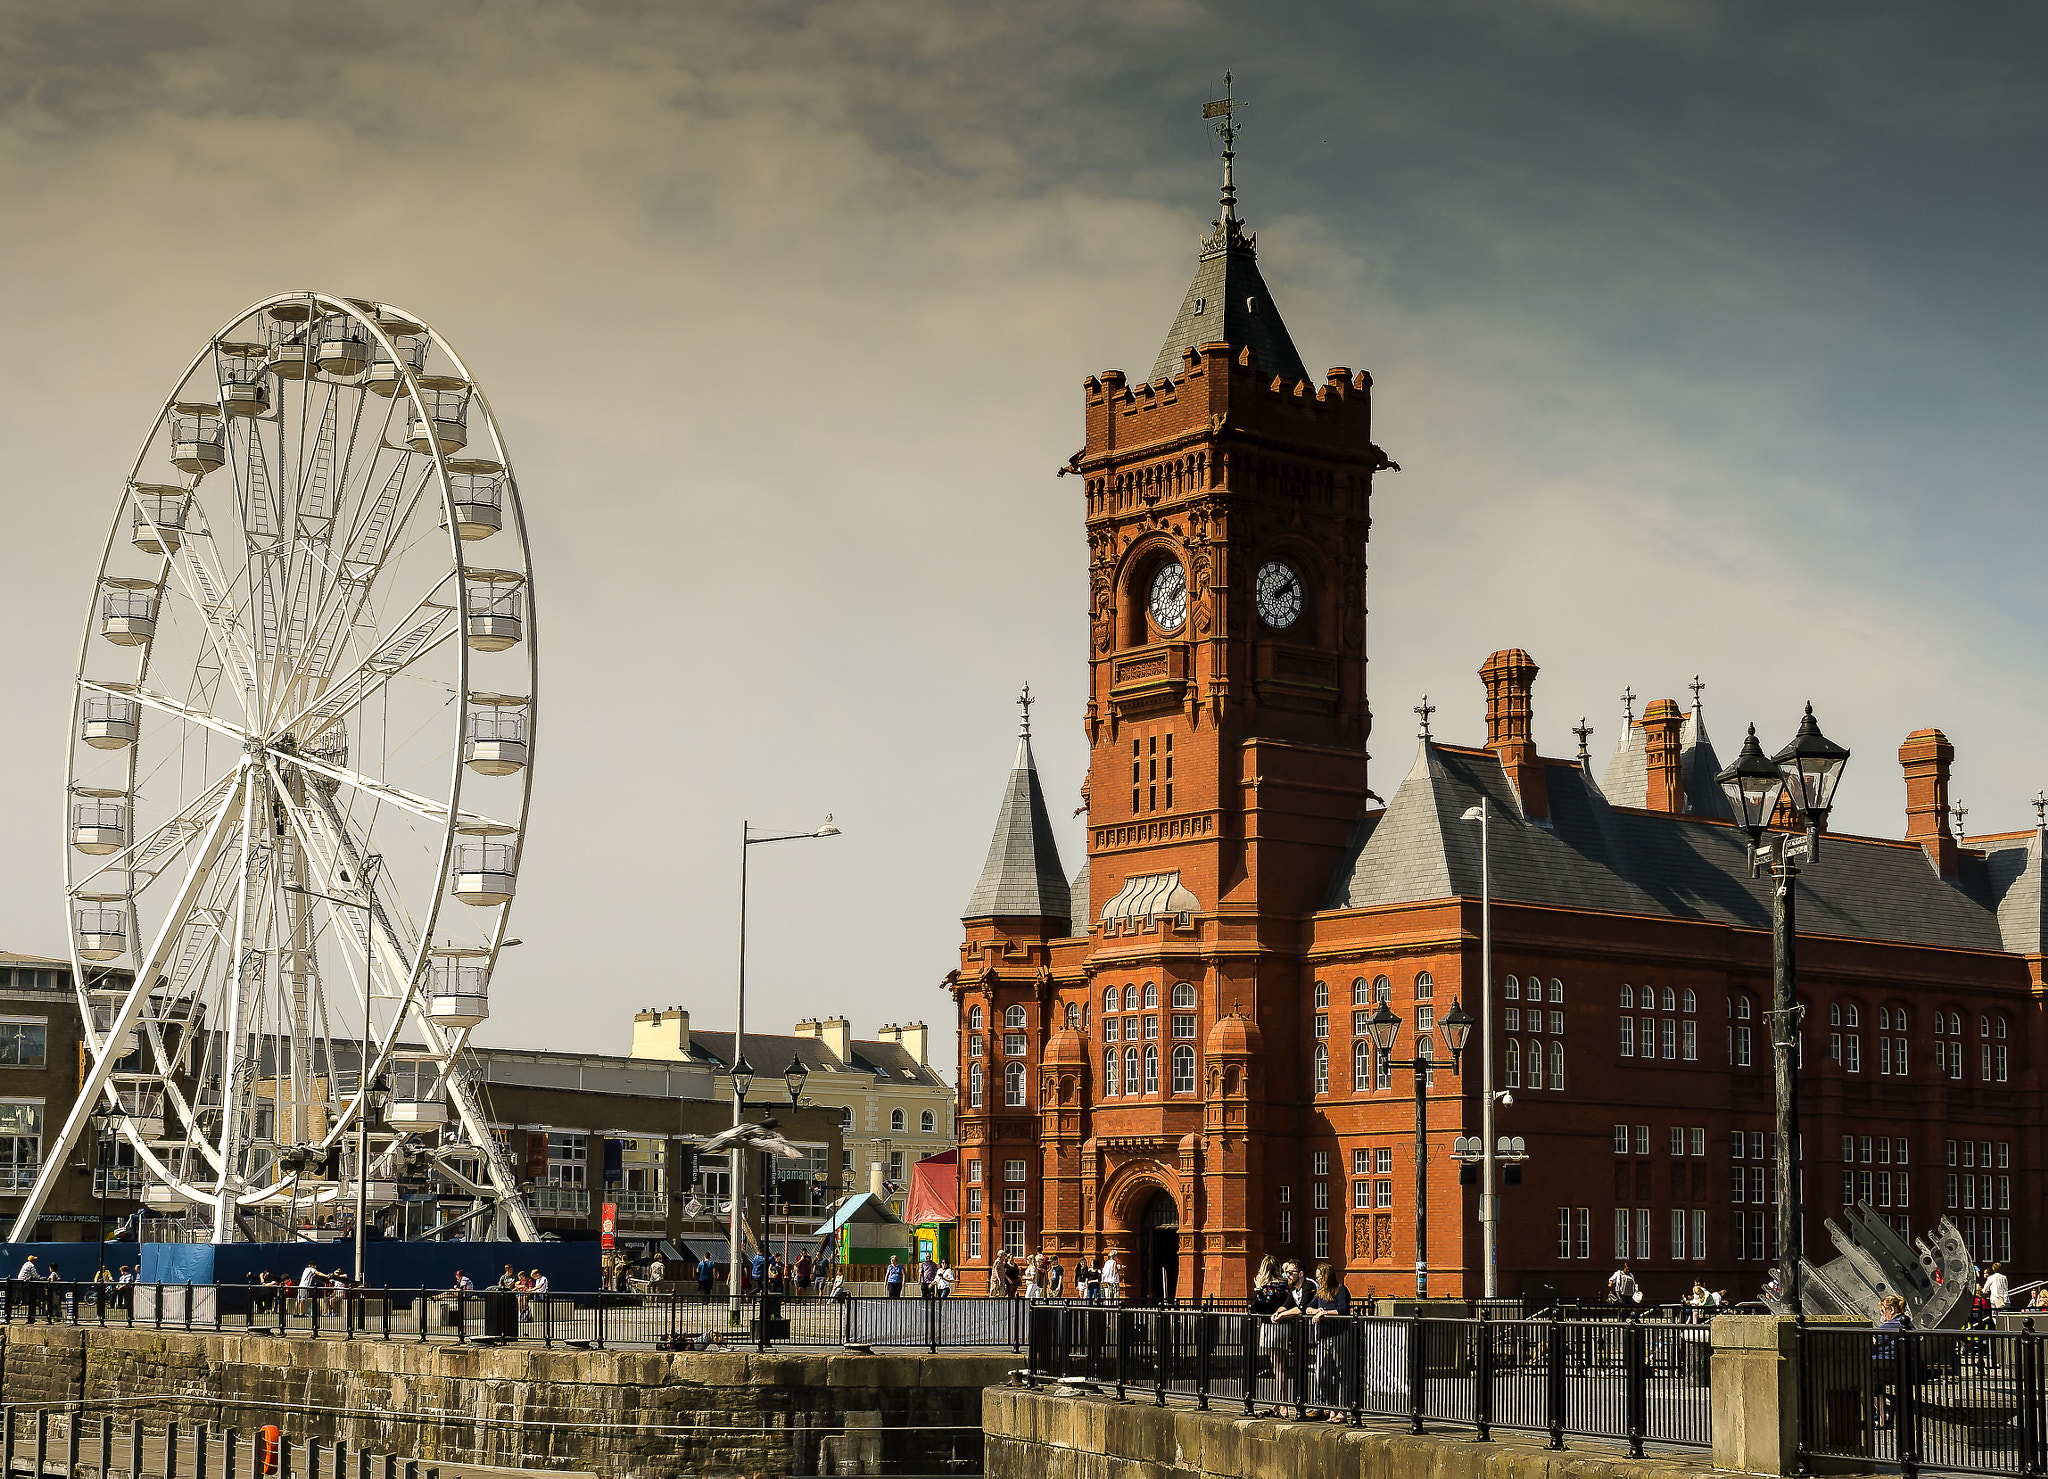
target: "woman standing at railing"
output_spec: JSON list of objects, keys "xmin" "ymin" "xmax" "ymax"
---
[
  {"xmin": 1250, "ymin": 1256, "xmax": 1291, "ymax": 1415},
  {"xmin": 1872, "ymin": 1294, "xmax": 1908, "ymax": 1430},
  {"xmin": 1307, "ymin": 1262, "xmax": 1352, "ymax": 1421}
]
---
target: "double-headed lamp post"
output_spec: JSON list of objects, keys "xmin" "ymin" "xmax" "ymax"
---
[
  {"xmin": 779, "ymin": 1054, "xmax": 810, "ymax": 1265},
  {"xmin": 1715, "ymin": 702, "xmax": 1850, "ymax": 1317},
  {"xmin": 727, "ymin": 814, "xmax": 839, "ymax": 1323},
  {"xmin": 1367, "ymin": 997, "xmax": 1474, "ymax": 1299}
]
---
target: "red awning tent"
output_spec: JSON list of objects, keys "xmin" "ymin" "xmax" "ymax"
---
[{"xmin": 903, "ymin": 1149, "xmax": 957, "ymax": 1227}]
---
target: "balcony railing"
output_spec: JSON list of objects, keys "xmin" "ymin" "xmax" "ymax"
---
[
  {"xmin": 93, "ymin": 1167, "xmax": 146, "ymax": 1198},
  {"xmin": 610, "ymin": 1190, "xmax": 662, "ymax": 1218},
  {"xmin": 523, "ymin": 1185, "xmax": 589, "ymax": 1216}
]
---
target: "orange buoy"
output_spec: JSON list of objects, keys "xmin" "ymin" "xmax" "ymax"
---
[{"xmin": 260, "ymin": 1425, "xmax": 281, "ymax": 1475}]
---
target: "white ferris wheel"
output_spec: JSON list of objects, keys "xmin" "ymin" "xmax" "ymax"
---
[{"xmin": 20, "ymin": 292, "xmax": 541, "ymax": 1244}]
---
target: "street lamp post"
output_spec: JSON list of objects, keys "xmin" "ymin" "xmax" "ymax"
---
[
  {"xmin": 354, "ymin": 1073, "xmax": 390, "ymax": 1283},
  {"xmin": 1459, "ymin": 800, "xmax": 1499, "ymax": 1298},
  {"xmin": 88, "ymin": 1103, "xmax": 116, "ymax": 1275},
  {"xmin": 1716, "ymin": 704, "xmax": 1850, "ymax": 1318},
  {"xmin": 1367, "ymin": 998, "xmax": 1474, "ymax": 1298},
  {"xmin": 780, "ymin": 1055, "xmax": 810, "ymax": 1268},
  {"xmin": 728, "ymin": 815, "xmax": 839, "ymax": 1323}
]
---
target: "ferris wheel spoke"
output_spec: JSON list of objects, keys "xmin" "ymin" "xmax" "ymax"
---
[
  {"xmin": 277, "ymin": 591, "xmax": 458, "ymax": 742},
  {"xmin": 69, "ymin": 768, "xmax": 242, "ymax": 898},
  {"xmin": 270, "ymin": 743, "xmax": 512, "ymax": 833},
  {"xmin": 154, "ymin": 504, "xmax": 263, "ymax": 725},
  {"xmin": 80, "ymin": 676, "xmax": 249, "ymax": 749}
]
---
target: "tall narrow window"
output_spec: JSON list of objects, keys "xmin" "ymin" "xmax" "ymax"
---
[
  {"xmin": 968, "ymin": 1063, "xmax": 983, "ymax": 1108},
  {"xmin": 1164, "ymin": 734, "xmax": 1174, "ymax": 809},
  {"xmin": 1004, "ymin": 1062, "xmax": 1026, "ymax": 1108},
  {"xmin": 1171, "ymin": 1044, "xmax": 1195, "ymax": 1094},
  {"xmin": 1104, "ymin": 1050, "xmax": 1120, "ymax": 1096},
  {"xmin": 1620, "ymin": 1018, "xmax": 1635, "ymax": 1057},
  {"xmin": 1506, "ymin": 1038, "xmax": 1520, "ymax": 1089},
  {"xmin": 1124, "ymin": 1046, "xmax": 1140, "ymax": 1097},
  {"xmin": 1354, "ymin": 1040, "xmax": 1372, "ymax": 1092},
  {"xmin": 1683, "ymin": 1021, "xmax": 1697, "ymax": 1060},
  {"xmin": 1550, "ymin": 1041, "xmax": 1565, "ymax": 1090},
  {"xmin": 1313, "ymin": 1043, "xmax": 1330, "ymax": 1095},
  {"xmin": 1528, "ymin": 1038, "xmax": 1542, "ymax": 1088},
  {"xmin": 1143, "ymin": 1045, "xmax": 1159, "ymax": 1094}
]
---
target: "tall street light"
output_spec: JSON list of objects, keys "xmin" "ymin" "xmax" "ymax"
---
[
  {"xmin": 1459, "ymin": 800, "xmax": 1499, "ymax": 1298},
  {"xmin": 728, "ymin": 815, "xmax": 840, "ymax": 1323},
  {"xmin": 354, "ymin": 1072, "xmax": 390, "ymax": 1282},
  {"xmin": 1368, "ymin": 997, "xmax": 1474, "ymax": 1298},
  {"xmin": 1716, "ymin": 703, "xmax": 1850, "ymax": 1317},
  {"xmin": 780, "ymin": 1054, "xmax": 810, "ymax": 1267}
]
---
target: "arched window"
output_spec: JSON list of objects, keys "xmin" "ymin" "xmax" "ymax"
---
[
  {"xmin": 1315, "ymin": 981, "xmax": 1330, "ymax": 1008},
  {"xmin": 1507, "ymin": 976, "xmax": 1522, "ymax": 1001},
  {"xmin": 1528, "ymin": 1038, "xmax": 1542, "ymax": 1085},
  {"xmin": 1894, "ymin": 1006, "xmax": 1909, "ymax": 1029},
  {"xmin": 1660, "ymin": 986, "xmax": 1676, "ymax": 1012},
  {"xmin": 891, "ymin": 1109, "xmax": 906, "ymax": 1132},
  {"xmin": 1682, "ymin": 990, "xmax": 1697, "ymax": 1014},
  {"xmin": 1620, "ymin": 985, "xmax": 1634, "ymax": 1009},
  {"xmin": 1996, "ymin": 1016, "xmax": 2007, "ymax": 1039},
  {"xmin": 1172, "ymin": 983, "xmax": 1197, "ymax": 1009},
  {"xmin": 1143, "ymin": 984, "xmax": 1159, "ymax": 1009},
  {"xmin": 968, "ymin": 1063, "xmax": 984, "ymax": 1108},
  {"xmin": 1549, "ymin": 1041, "xmax": 1565, "ymax": 1090},
  {"xmin": 1103, "ymin": 988, "xmax": 1117, "ymax": 1014},
  {"xmin": 1830, "ymin": 1004, "xmax": 1841, "ymax": 1027},
  {"xmin": 1123, "ymin": 986, "xmax": 1140, "ymax": 1012},
  {"xmin": 1143, "ymin": 1045, "xmax": 1160, "ymax": 1094},
  {"xmin": 1549, "ymin": 979, "xmax": 1564, "ymax": 1004},
  {"xmin": 1951, "ymin": 1011, "xmax": 1962, "ymax": 1036},
  {"xmin": 1353, "ymin": 1039, "xmax": 1371, "ymax": 1091},
  {"xmin": 1065, "ymin": 1003, "xmax": 1081, "ymax": 1030},
  {"xmin": 1374, "ymin": 976, "xmax": 1392, "ymax": 1003},
  {"xmin": 1004, "ymin": 1062, "xmax": 1026, "ymax": 1107},
  {"xmin": 921, "ymin": 1110, "xmax": 936, "ymax": 1133},
  {"xmin": 842, "ymin": 1105, "xmax": 855, "ymax": 1130},
  {"xmin": 968, "ymin": 1005, "xmax": 983, "ymax": 1030},
  {"xmin": 1981, "ymin": 1014, "xmax": 1992, "ymax": 1039},
  {"xmin": 1124, "ymin": 1046, "xmax": 1140, "ymax": 1096},
  {"xmin": 1845, "ymin": 1004, "xmax": 1859, "ymax": 1028},
  {"xmin": 1352, "ymin": 978, "xmax": 1371, "ymax": 1006},
  {"xmin": 1313, "ymin": 1043, "xmax": 1330, "ymax": 1095},
  {"xmin": 1415, "ymin": 972, "xmax": 1434, "ymax": 1000},
  {"xmin": 1737, "ymin": 997, "xmax": 1752, "ymax": 1021},
  {"xmin": 1506, "ymin": 1038, "xmax": 1520, "ymax": 1089},
  {"xmin": 1005, "ymin": 1005, "xmax": 1027, "ymax": 1029},
  {"xmin": 1172, "ymin": 1044, "xmax": 1196, "ymax": 1094},
  {"xmin": 1104, "ymin": 1050, "xmax": 1120, "ymax": 1096}
]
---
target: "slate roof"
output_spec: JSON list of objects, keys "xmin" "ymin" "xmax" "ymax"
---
[
  {"xmin": 1148, "ymin": 210, "xmax": 1309, "ymax": 387},
  {"xmin": 686, "ymin": 1031, "xmax": 947, "ymax": 1089},
  {"xmin": 962, "ymin": 731, "xmax": 1072, "ymax": 924},
  {"xmin": 1330, "ymin": 739, "xmax": 2048, "ymax": 956},
  {"xmin": 1599, "ymin": 707, "xmax": 1734, "ymax": 822}
]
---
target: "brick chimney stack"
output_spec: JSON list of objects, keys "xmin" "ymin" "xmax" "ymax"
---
[
  {"xmin": 1640, "ymin": 700, "xmax": 1686, "ymax": 814},
  {"xmin": 1480, "ymin": 649, "xmax": 1546, "ymax": 820},
  {"xmin": 1899, "ymin": 729, "xmax": 1957, "ymax": 877}
]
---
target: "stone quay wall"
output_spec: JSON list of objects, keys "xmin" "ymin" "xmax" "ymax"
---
[
  {"xmin": 0, "ymin": 1325, "xmax": 1012, "ymax": 1478},
  {"xmin": 981, "ymin": 1385, "xmax": 1722, "ymax": 1479}
]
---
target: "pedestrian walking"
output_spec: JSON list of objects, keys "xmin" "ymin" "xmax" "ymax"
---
[
  {"xmin": 885, "ymin": 1254, "xmax": 905, "ymax": 1299},
  {"xmin": 1100, "ymin": 1251, "xmax": 1122, "ymax": 1304}
]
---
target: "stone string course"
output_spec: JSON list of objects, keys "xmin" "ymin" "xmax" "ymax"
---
[{"xmin": 0, "ymin": 1326, "xmax": 1011, "ymax": 1479}]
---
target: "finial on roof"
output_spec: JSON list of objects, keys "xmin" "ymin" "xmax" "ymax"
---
[
  {"xmin": 1952, "ymin": 800, "xmax": 1968, "ymax": 843},
  {"xmin": 2035, "ymin": 792, "xmax": 2046, "ymax": 830},
  {"xmin": 1689, "ymin": 676, "xmax": 1705, "ymax": 714},
  {"xmin": 1017, "ymin": 682, "xmax": 1034, "ymax": 739},
  {"xmin": 1415, "ymin": 694, "xmax": 1435, "ymax": 741},
  {"xmin": 1573, "ymin": 717, "xmax": 1593, "ymax": 764},
  {"xmin": 1621, "ymin": 686, "xmax": 1637, "ymax": 724}
]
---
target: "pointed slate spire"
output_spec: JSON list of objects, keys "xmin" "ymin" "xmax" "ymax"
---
[
  {"xmin": 1147, "ymin": 123, "xmax": 1309, "ymax": 387},
  {"xmin": 962, "ymin": 687, "xmax": 1073, "ymax": 925}
]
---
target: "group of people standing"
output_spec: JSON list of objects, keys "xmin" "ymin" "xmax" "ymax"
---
[
  {"xmin": 985, "ymin": 1249, "xmax": 1125, "ymax": 1302},
  {"xmin": 1250, "ymin": 1257, "xmax": 1353, "ymax": 1419}
]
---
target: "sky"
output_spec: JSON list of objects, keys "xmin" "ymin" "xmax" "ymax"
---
[{"xmin": 3, "ymin": 1, "xmax": 2046, "ymax": 1068}]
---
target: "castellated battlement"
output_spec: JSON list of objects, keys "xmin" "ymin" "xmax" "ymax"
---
[{"xmin": 1079, "ymin": 340, "xmax": 1382, "ymax": 469}]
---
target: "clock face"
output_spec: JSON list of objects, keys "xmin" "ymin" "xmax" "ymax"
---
[
  {"xmin": 1255, "ymin": 560, "xmax": 1303, "ymax": 631},
  {"xmin": 1148, "ymin": 562, "xmax": 1188, "ymax": 632}
]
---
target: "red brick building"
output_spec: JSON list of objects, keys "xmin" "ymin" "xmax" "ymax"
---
[{"xmin": 947, "ymin": 168, "xmax": 2043, "ymax": 1305}]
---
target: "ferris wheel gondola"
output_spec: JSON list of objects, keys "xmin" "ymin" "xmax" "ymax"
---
[{"xmin": 20, "ymin": 292, "xmax": 539, "ymax": 1243}]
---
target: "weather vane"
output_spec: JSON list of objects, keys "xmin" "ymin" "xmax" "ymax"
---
[
  {"xmin": 1415, "ymin": 695, "xmax": 1435, "ymax": 741},
  {"xmin": 1017, "ymin": 683, "xmax": 1034, "ymax": 738},
  {"xmin": 1203, "ymin": 73, "xmax": 1240, "ymax": 221}
]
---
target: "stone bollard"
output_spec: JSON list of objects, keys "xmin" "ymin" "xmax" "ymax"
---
[{"xmin": 1710, "ymin": 1315, "xmax": 1797, "ymax": 1475}]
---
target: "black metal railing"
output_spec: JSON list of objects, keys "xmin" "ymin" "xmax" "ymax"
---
[
  {"xmin": 0, "ymin": 1280, "xmax": 1032, "ymax": 1353},
  {"xmin": 1025, "ymin": 1305, "xmax": 1712, "ymax": 1451},
  {"xmin": 1800, "ymin": 1318, "xmax": 2048, "ymax": 1479}
]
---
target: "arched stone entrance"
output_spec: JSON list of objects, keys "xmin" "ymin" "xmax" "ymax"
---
[{"xmin": 1136, "ymin": 1189, "xmax": 1180, "ymax": 1304}]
